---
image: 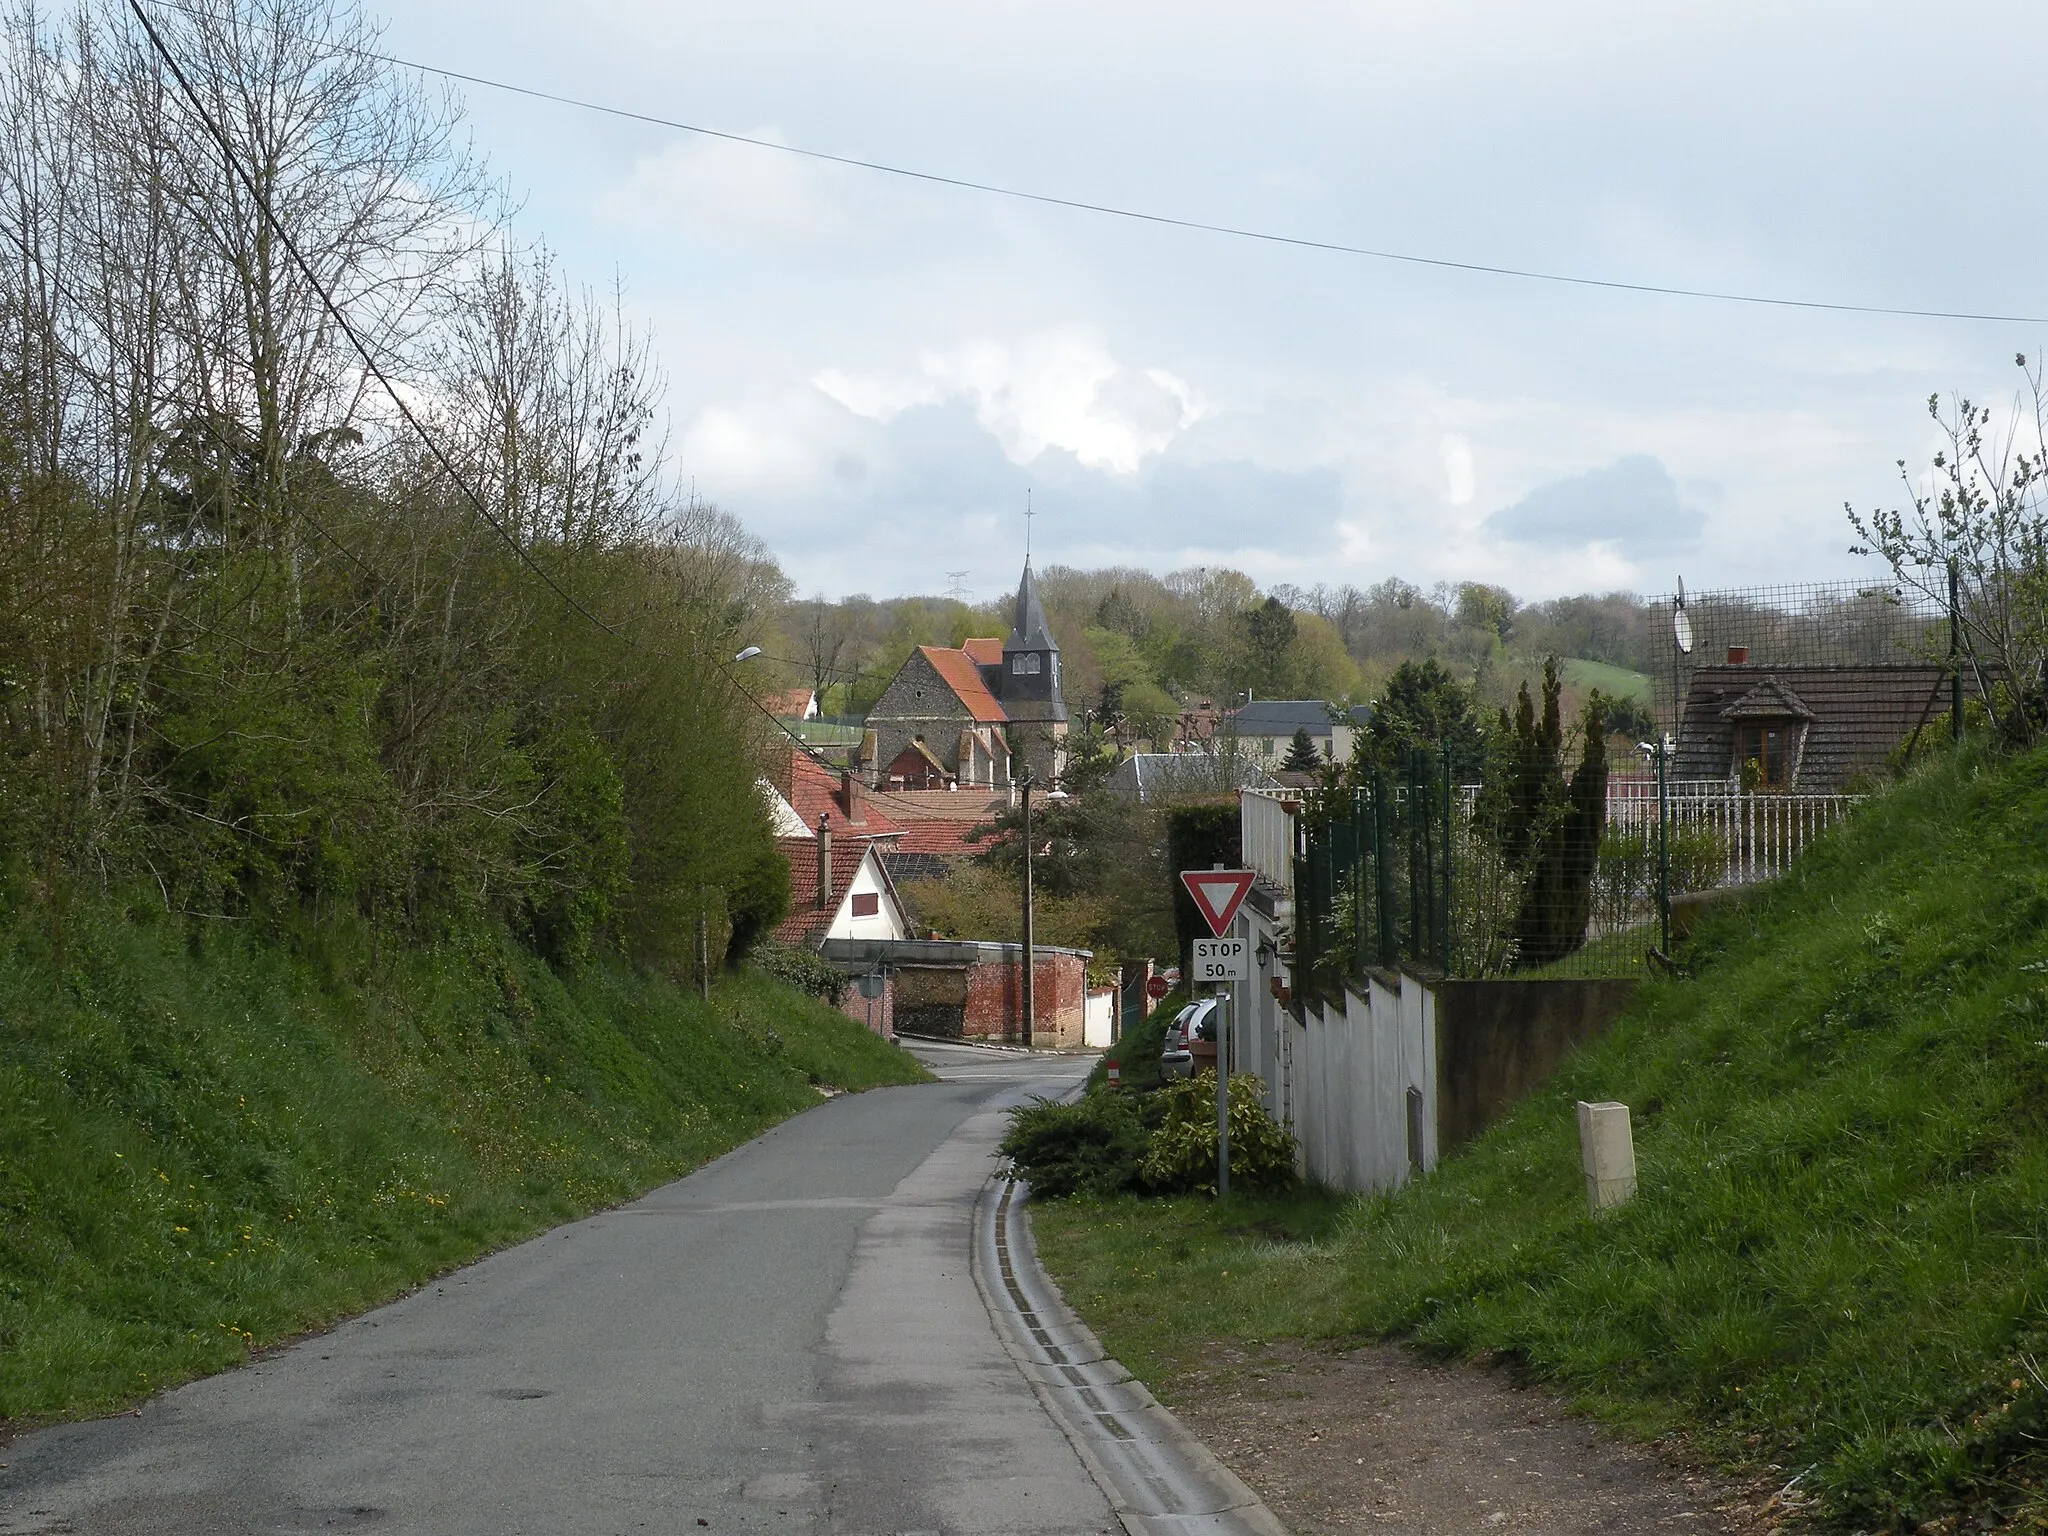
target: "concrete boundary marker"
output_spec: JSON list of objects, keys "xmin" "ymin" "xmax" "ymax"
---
[{"xmin": 971, "ymin": 1171, "xmax": 1292, "ymax": 1536}]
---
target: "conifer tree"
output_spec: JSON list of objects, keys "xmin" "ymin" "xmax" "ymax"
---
[{"xmin": 1282, "ymin": 725, "xmax": 1322, "ymax": 773}]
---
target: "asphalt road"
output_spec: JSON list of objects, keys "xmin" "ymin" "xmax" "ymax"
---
[{"xmin": 0, "ymin": 1041, "xmax": 1114, "ymax": 1536}]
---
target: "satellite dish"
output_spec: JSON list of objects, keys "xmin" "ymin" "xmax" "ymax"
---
[{"xmin": 1673, "ymin": 607, "xmax": 1695, "ymax": 655}]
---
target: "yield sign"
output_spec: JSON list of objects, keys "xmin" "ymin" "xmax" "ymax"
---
[{"xmin": 1179, "ymin": 868, "xmax": 1256, "ymax": 938}]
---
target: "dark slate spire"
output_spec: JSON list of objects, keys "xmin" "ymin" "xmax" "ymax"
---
[{"xmin": 1004, "ymin": 560, "xmax": 1056, "ymax": 654}]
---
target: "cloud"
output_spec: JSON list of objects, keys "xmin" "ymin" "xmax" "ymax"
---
[
  {"xmin": 1441, "ymin": 433, "xmax": 1476, "ymax": 506},
  {"xmin": 597, "ymin": 132, "xmax": 848, "ymax": 243},
  {"xmin": 813, "ymin": 328, "xmax": 1203, "ymax": 475},
  {"xmin": 1483, "ymin": 455, "xmax": 1705, "ymax": 557}
]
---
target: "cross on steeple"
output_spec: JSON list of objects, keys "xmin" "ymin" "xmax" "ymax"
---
[{"xmin": 1024, "ymin": 488, "xmax": 1033, "ymax": 560}]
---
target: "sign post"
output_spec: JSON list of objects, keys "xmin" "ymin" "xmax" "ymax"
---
[{"xmin": 1179, "ymin": 868, "xmax": 1256, "ymax": 1200}]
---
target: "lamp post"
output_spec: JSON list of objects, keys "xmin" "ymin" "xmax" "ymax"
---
[{"xmin": 1019, "ymin": 768, "xmax": 1034, "ymax": 1048}]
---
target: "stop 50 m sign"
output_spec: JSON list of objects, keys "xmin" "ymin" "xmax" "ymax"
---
[{"xmin": 1192, "ymin": 938, "xmax": 1248, "ymax": 982}]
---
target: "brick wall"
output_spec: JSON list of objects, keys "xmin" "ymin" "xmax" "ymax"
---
[
  {"xmin": 821, "ymin": 938, "xmax": 1093, "ymax": 1048},
  {"xmin": 880, "ymin": 946, "xmax": 1088, "ymax": 1047},
  {"xmin": 834, "ymin": 971, "xmax": 894, "ymax": 1040}
]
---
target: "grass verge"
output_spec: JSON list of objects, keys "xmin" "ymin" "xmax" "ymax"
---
[
  {"xmin": 0, "ymin": 902, "xmax": 928, "ymax": 1427},
  {"xmin": 1034, "ymin": 740, "xmax": 2048, "ymax": 1533}
]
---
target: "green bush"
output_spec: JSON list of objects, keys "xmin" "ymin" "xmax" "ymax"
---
[
  {"xmin": 1140, "ymin": 1072, "xmax": 1298, "ymax": 1195},
  {"xmin": 999, "ymin": 1091, "xmax": 1151, "ymax": 1199},
  {"xmin": 1003, "ymin": 1071, "xmax": 1297, "ymax": 1200},
  {"xmin": 748, "ymin": 941, "xmax": 848, "ymax": 1004}
]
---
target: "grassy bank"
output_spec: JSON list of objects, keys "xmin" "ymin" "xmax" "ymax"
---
[
  {"xmin": 0, "ymin": 903, "xmax": 928, "ymax": 1427},
  {"xmin": 1035, "ymin": 741, "xmax": 2048, "ymax": 1533}
]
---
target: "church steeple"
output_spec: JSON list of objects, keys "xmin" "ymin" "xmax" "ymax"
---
[
  {"xmin": 999, "ymin": 558, "xmax": 1066, "ymax": 726},
  {"xmin": 1005, "ymin": 559, "xmax": 1056, "ymax": 654}
]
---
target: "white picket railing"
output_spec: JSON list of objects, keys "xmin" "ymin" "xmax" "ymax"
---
[
  {"xmin": 1607, "ymin": 780, "xmax": 1862, "ymax": 887},
  {"xmin": 1240, "ymin": 787, "xmax": 1298, "ymax": 893}
]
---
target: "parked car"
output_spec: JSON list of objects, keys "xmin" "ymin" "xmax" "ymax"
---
[{"xmin": 1159, "ymin": 997, "xmax": 1218, "ymax": 1081}]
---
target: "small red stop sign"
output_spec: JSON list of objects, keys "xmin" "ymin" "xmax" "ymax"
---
[{"xmin": 1146, "ymin": 975, "xmax": 1170, "ymax": 999}]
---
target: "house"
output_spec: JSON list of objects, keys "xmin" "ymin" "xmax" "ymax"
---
[
  {"xmin": 1102, "ymin": 751, "xmax": 1282, "ymax": 804},
  {"xmin": 768, "ymin": 825, "xmax": 915, "ymax": 950},
  {"xmin": 1672, "ymin": 662, "xmax": 1961, "ymax": 791},
  {"xmin": 1225, "ymin": 700, "xmax": 1371, "ymax": 764},
  {"xmin": 862, "ymin": 560, "xmax": 1068, "ymax": 789},
  {"xmin": 760, "ymin": 750, "xmax": 914, "ymax": 950},
  {"xmin": 762, "ymin": 745, "xmax": 1007, "ymax": 899}
]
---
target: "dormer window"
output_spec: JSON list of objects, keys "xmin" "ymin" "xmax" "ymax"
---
[
  {"xmin": 1012, "ymin": 653, "xmax": 1041, "ymax": 675},
  {"xmin": 1718, "ymin": 676, "xmax": 1814, "ymax": 793}
]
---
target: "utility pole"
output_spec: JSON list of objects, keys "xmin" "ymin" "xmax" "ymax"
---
[{"xmin": 1020, "ymin": 769, "xmax": 1035, "ymax": 1049}]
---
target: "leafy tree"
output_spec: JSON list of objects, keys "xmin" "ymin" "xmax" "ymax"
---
[
  {"xmin": 1164, "ymin": 802, "xmax": 1240, "ymax": 967},
  {"xmin": 1456, "ymin": 582, "xmax": 1517, "ymax": 645},
  {"xmin": 959, "ymin": 740, "xmax": 1173, "ymax": 968}
]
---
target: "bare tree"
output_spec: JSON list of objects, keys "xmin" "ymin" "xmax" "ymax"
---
[{"xmin": 1850, "ymin": 355, "xmax": 2048, "ymax": 741}]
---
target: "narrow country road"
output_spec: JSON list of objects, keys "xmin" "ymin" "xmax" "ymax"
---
[{"xmin": 0, "ymin": 1042, "xmax": 1120, "ymax": 1536}]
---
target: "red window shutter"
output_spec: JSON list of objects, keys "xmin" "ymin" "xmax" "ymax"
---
[{"xmin": 851, "ymin": 892, "xmax": 880, "ymax": 917}]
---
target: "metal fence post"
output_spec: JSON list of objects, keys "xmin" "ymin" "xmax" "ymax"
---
[
  {"xmin": 1215, "ymin": 983, "xmax": 1230, "ymax": 1198},
  {"xmin": 1373, "ymin": 769, "xmax": 1394, "ymax": 966},
  {"xmin": 1440, "ymin": 740, "xmax": 1453, "ymax": 973},
  {"xmin": 1349, "ymin": 788, "xmax": 1367, "ymax": 978},
  {"xmin": 1656, "ymin": 734, "xmax": 1671, "ymax": 955}
]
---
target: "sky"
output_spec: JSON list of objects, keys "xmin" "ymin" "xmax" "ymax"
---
[{"xmin": 380, "ymin": 0, "xmax": 2048, "ymax": 606}]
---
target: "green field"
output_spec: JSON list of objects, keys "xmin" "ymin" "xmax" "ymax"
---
[
  {"xmin": 1558, "ymin": 656, "xmax": 1654, "ymax": 701},
  {"xmin": 0, "ymin": 906, "xmax": 928, "ymax": 1426},
  {"xmin": 1035, "ymin": 738, "xmax": 2048, "ymax": 1532}
]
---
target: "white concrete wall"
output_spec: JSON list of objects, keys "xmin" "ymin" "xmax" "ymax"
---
[
  {"xmin": 1083, "ymin": 988, "xmax": 1115, "ymax": 1048},
  {"xmin": 1230, "ymin": 912, "xmax": 1439, "ymax": 1193}
]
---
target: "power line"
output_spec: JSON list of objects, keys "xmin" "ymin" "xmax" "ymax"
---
[{"xmin": 137, "ymin": 0, "xmax": 2048, "ymax": 328}]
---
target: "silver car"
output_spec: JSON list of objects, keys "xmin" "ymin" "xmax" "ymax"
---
[{"xmin": 1158, "ymin": 997, "xmax": 1218, "ymax": 1082}]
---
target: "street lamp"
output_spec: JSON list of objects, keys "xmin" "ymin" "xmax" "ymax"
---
[{"xmin": 733, "ymin": 646, "xmax": 763, "ymax": 663}]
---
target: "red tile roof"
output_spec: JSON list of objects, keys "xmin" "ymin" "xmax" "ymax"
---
[
  {"xmin": 765, "ymin": 747, "xmax": 901, "ymax": 836},
  {"xmin": 762, "ymin": 687, "xmax": 816, "ymax": 718},
  {"xmin": 862, "ymin": 788, "xmax": 1007, "ymax": 857},
  {"xmin": 772, "ymin": 835, "xmax": 887, "ymax": 947},
  {"xmin": 919, "ymin": 644, "xmax": 1007, "ymax": 723},
  {"xmin": 961, "ymin": 636, "xmax": 1003, "ymax": 666}
]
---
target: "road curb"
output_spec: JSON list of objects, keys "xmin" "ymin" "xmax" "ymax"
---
[{"xmin": 971, "ymin": 1172, "xmax": 1292, "ymax": 1536}]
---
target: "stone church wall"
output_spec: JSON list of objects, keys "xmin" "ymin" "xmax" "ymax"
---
[{"xmin": 864, "ymin": 651, "xmax": 973, "ymax": 788}]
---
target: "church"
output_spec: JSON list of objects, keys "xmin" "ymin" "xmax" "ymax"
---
[{"xmin": 860, "ymin": 560, "xmax": 1069, "ymax": 790}]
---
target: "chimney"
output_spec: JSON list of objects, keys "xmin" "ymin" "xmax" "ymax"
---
[
  {"xmin": 840, "ymin": 768, "xmax": 863, "ymax": 825},
  {"xmin": 815, "ymin": 814, "xmax": 833, "ymax": 909},
  {"xmin": 1727, "ymin": 645, "xmax": 1749, "ymax": 665}
]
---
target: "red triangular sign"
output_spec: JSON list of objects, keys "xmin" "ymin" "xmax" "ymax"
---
[{"xmin": 1179, "ymin": 868, "xmax": 1256, "ymax": 938}]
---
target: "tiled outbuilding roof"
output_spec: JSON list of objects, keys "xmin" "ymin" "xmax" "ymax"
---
[
  {"xmin": 862, "ymin": 787, "xmax": 1006, "ymax": 857},
  {"xmin": 765, "ymin": 747, "xmax": 900, "ymax": 836},
  {"xmin": 961, "ymin": 637, "xmax": 1003, "ymax": 666}
]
